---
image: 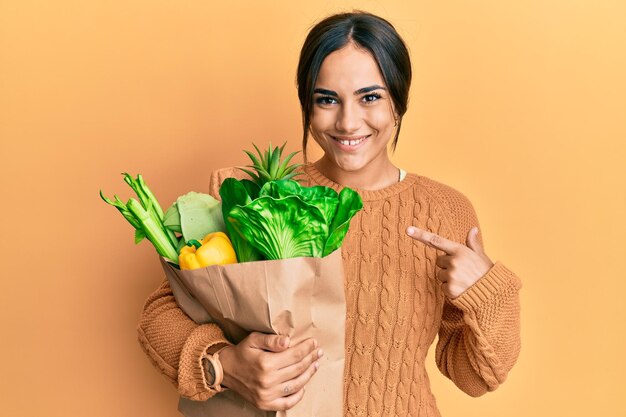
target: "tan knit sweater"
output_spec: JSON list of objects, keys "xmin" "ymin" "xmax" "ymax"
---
[{"xmin": 137, "ymin": 164, "xmax": 522, "ymax": 417}]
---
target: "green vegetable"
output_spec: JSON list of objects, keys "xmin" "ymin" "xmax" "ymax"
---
[
  {"xmin": 228, "ymin": 195, "xmax": 328, "ymax": 259},
  {"xmin": 258, "ymin": 180, "xmax": 362, "ymax": 256},
  {"xmin": 323, "ymin": 186, "xmax": 364, "ymax": 256},
  {"xmin": 224, "ymin": 179, "xmax": 362, "ymax": 260},
  {"xmin": 122, "ymin": 173, "xmax": 178, "ymax": 248},
  {"xmin": 219, "ymin": 178, "xmax": 263, "ymax": 262},
  {"xmin": 217, "ymin": 142, "xmax": 362, "ymax": 261},
  {"xmin": 100, "ymin": 173, "xmax": 179, "ymax": 263},
  {"xmin": 126, "ymin": 198, "xmax": 179, "ymax": 262},
  {"xmin": 163, "ymin": 191, "xmax": 226, "ymax": 242},
  {"xmin": 239, "ymin": 142, "xmax": 303, "ymax": 188},
  {"xmin": 260, "ymin": 180, "xmax": 339, "ymax": 226}
]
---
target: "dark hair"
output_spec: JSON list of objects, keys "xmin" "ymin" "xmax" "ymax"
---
[{"xmin": 296, "ymin": 11, "xmax": 412, "ymax": 161}]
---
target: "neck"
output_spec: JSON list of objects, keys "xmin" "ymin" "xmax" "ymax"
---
[{"xmin": 314, "ymin": 156, "xmax": 399, "ymax": 191}]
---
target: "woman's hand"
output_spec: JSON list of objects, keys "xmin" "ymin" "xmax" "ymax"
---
[
  {"xmin": 219, "ymin": 332, "xmax": 323, "ymax": 411},
  {"xmin": 406, "ymin": 226, "xmax": 494, "ymax": 299}
]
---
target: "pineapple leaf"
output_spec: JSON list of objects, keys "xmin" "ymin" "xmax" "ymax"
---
[
  {"xmin": 244, "ymin": 150, "xmax": 262, "ymax": 169},
  {"xmin": 252, "ymin": 143, "xmax": 263, "ymax": 160},
  {"xmin": 269, "ymin": 146, "xmax": 280, "ymax": 178},
  {"xmin": 242, "ymin": 142, "xmax": 303, "ymax": 187},
  {"xmin": 263, "ymin": 145, "xmax": 271, "ymax": 167},
  {"xmin": 257, "ymin": 169, "xmax": 272, "ymax": 182},
  {"xmin": 281, "ymin": 164, "xmax": 303, "ymax": 176},
  {"xmin": 238, "ymin": 167, "xmax": 261, "ymax": 183},
  {"xmin": 277, "ymin": 151, "xmax": 300, "ymax": 175},
  {"xmin": 281, "ymin": 172, "xmax": 302, "ymax": 181},
  {"xmin": 279, "ymin": 142, "xmax": 287, "ymax": 156}
]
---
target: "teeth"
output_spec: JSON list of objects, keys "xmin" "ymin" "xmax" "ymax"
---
[{"xmin": 336, "ymin": 137, "xmax": 365, "ymax": 146}]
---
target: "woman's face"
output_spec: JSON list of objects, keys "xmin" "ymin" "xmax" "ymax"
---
[{"xmin": 310, "ymin": 42, "xmax": 397, "ymax": 174}]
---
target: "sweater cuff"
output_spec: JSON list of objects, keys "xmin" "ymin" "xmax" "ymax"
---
[
  {"xmin": 450, "ymin": 261, "xmax": 521, "ymax": 312},
  {"xmin": 177, "ymin": 324, "xmax": 232, "ymax": 401}
]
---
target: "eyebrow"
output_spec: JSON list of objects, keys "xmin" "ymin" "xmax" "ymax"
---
[{"xmin": 313, "ymin": 85, "xmax": 387, "ymax": 97}]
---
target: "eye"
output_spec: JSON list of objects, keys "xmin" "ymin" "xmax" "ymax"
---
[
  {"xmin": 362, "ymin": 93, "xmax": 382, "ymax": 103},
  {"xmin": 314, "ymin": 95, "xmax": 338, "ymax": 106}
]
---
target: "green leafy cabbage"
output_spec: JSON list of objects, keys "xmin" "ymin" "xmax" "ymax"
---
[
  {"xmin": 219, "ymin": 178, "xmax": 263, "ymax": 262},
  {"xmin": 220, "ymin": 179, "xmax": 362, "ymax": 261},
  {"xmin": 163, "ymin": 191, "xmax": 225, "ymax": 242}
]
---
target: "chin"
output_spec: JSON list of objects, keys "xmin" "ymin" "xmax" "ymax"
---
[{"xmin": 331, "ymin": 154, "xmax": 369, "ymax": 173}]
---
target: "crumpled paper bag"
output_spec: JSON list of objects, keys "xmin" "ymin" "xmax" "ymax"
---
[{"xmin": 160, "ymin": 248, "xmax": 346, "ymax": 417}]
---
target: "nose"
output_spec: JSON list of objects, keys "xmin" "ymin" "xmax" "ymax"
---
[{"xmin": 335, "ymin": 101, "xmax": 362, "ymax": 133}]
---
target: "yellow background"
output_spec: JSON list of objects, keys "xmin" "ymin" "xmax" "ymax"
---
[{"xmin": 1, "ymin": 1, "xmax": 625, "ymax": 416}]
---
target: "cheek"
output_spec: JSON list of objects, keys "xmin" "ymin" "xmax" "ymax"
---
[
  {"xmin": 310, "ymin": 109, "xmax": 333, "ymax": 136},
  {"xmin": 366, "ymin": 108, "xmax": 395, "ymax": 133},
  {"xmin": 308, "ymin": 114, "xmax": 326, "ymax": 148}
]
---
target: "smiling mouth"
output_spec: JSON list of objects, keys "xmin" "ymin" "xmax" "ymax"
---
[{"xmin": 331, "ymin": 135, "xmax": 369, "ymax": 146}]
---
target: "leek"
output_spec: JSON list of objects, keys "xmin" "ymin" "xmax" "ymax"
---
[
  {"xmin": 101, "ymin": 173, "xmax": 180, "ymax": 264},
  {"xmin": 122, "ymin": 173, "xmax": 178, "ymax": 249},
  {"xmin": 126, "ymin": 198, "xmax": 179, "ymax": 263}
]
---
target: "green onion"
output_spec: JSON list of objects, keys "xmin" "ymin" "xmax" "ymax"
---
[
  {"xmin": 100, "ymin": 173, "xmax": 181, "ymax": 264},
  {"xmin": 126, "ymin": 198, "xmax": 179, "ymax": 263},
  {"xmin": 122, "ymin": 173, "xmax": 179, "ymax": 249}
]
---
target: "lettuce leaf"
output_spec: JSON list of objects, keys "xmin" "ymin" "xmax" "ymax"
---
[
  {"xmin": 219, "ymin": 178, "xmax": 263, "ymax": 262},
  {"xmin": 323, "ymin": 187, "xmax": 363, "ymax": 256},
  {"xmin": 222, "ymin": 179, "xmax": 362, "ymax": 260},
  {"xmin": 227, "ymin": 195, "xmax": 329, "ymax": 259},
  {"xmin": 260, "ymin": 180, "xmax": 339, "ymax": 226}
]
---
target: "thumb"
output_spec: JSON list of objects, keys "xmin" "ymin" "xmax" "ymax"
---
[
  {"xmin": 248, "ymin": 332, "xmax": 290, "ymax": 352},
  {"xmin": 466, "ymin": 227, "xmax": 484, "ymax": 254}
]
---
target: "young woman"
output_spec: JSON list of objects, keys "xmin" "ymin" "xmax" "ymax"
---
[{"xmin": 138, "ymin": 11, "xmax": 522, "ymax": 416}]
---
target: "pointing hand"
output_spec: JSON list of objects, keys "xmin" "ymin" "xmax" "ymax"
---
[{"xmin": 406, "ymin": 226, "xmax": 494, "ymax": 299}]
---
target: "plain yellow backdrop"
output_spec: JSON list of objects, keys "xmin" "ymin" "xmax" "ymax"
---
[{"xmin": 1, "ymin": 1, "xmax": 625, "ymax": 416}]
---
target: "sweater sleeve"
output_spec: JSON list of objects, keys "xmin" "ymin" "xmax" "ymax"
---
[
  {"xmin": 136, "ymin": 280, "xmax": 231, "ymax": 400},
  {"xmin": 135, "ymin": 167, "xmax": 243, "ymax": 401},
  {"xmin": 434, "ymin": 189, "xmax": 522, "ymax": 397}
]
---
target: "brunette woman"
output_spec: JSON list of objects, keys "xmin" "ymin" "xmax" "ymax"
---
[{"xmin": 138, "ymin": 11, "xmax": 521, "ymax": 416}]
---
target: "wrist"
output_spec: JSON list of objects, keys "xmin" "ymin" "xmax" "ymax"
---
[
  {"xmin": 202, "ymin": 343, "xmax": 231, "ymax": 392},
  {"xmin": 219, "ymin": 345, "xmax": 236, "ymax": 389}
]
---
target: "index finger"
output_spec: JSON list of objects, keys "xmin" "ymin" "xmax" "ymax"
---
[
  {"xmin": 406, "ymin": 226, "xmax": 462, "ymax": 255},
  {"xmin": 268, "ymin": 338, "xmax": 319, "ymax": 371}
]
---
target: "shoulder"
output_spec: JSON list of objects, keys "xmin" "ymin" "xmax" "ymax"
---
[
  {"xmin": 207, "ymin": 166, "xmax": 251, "ymax": 199},
  {"xmin": 209, "ymin": 166, "xmax": 249, "ymax": 183},
  {"xmin": 415, "ymin": 175, "xmax": 475, "ymax": 211},
  {"xmin": 413, "ymin": 174, "xmax": 482, "ymax": 244}
]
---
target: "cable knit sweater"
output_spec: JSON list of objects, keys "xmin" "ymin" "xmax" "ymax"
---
[{"xmin": 137, "ymin": 163, "xmax": 522, "ymax": 417}]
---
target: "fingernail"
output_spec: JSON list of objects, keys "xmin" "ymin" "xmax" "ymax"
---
[
  {"xmin": 407, "ymin": 226, "xmax": 415, "ymax": 235},
  {"xmin": 314, "ymin": 361, "xmax": 320, "ymax": 370},
  {"xmin": 280, "ymin": 337, "xmax": 289, "ymax": 347},
  {"xmin": 318, "ymin": 349, "xmax": 324, "ymax": 358}
]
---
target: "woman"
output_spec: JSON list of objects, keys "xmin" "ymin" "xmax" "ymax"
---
[{"xmin": 137, "ymin": 11, "xmax": 522, "ymax": 416}]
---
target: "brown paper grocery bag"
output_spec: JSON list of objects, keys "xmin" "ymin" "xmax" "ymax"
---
[{"xmin": 160, "ymin": 248, "xmax": 346, "ymax": 417}]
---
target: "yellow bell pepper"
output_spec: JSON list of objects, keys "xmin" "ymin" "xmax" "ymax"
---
[{"xmin": 179, "ymin": 232, "xmax": 238, "ymax": 270}]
